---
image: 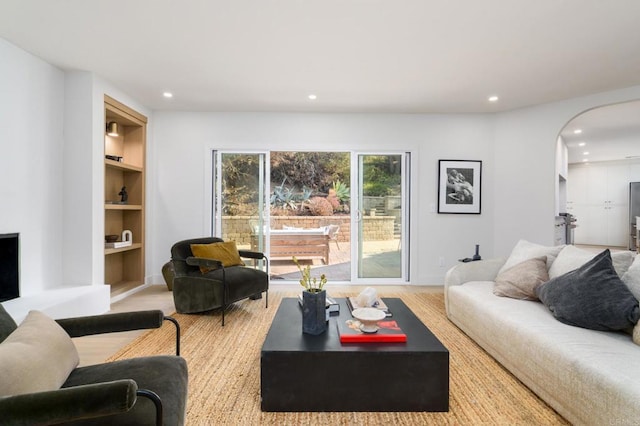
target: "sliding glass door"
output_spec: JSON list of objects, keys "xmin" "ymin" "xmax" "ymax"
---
[
  {"xmin": 212, "ymin": 151, "xmax": 268, "ymax": 266},
  {"xmin": 212, "ymin": 150, "xmax": 410, "ymax": 282},
  {"xmin": 354, "ymin": 153, "xmax": 410, "ymax": 281}
]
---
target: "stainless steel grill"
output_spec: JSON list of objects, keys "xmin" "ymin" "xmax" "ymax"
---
[{"xmin": 559, "ymin": 212, "xmax": 577, "ymax": 245}]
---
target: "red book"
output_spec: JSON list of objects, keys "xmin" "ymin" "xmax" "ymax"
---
[{"xmin": 336, "ymin": 318, "xmax": 407, "ymax": 343}]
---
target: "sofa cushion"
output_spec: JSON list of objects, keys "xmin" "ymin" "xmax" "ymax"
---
[
  {"xmin": 493, "ymin": 256, "xmax": 548, "ymax": 300},
  {"xmin": 622, "ymin": 254, "xmax": 640, "ymax": 301},
  {"xmin": 0, "ymin": 310, "xmax": 79, "ymax": 396},
  {"xmin": 190, "ymin": 241, "xmax": 245, "ymax": 273},
  {"xmin": 536, "ymin": 250, "xmax": 640, "ymax": 331},
  {"xmin": 549, "ymin": 245, "xmax": 635, "ymax": 279},
  {"xmin": 498, "ymin": 239, "xmax": 564, "ymax": 275}
]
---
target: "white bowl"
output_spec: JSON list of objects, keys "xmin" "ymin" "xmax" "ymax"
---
[{"xmin": 351, "ymin": 307, "xmax": 386, "ymax": 333}]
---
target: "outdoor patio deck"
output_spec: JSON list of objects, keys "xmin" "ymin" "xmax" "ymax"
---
[{"xmin": 240, "ymin": 238, "xmax": 401, "ymax": 281}]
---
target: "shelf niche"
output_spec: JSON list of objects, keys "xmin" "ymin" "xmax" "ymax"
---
[{"xmin": 104, "ymin": 95, "xmax": 147, "ymax": 296}]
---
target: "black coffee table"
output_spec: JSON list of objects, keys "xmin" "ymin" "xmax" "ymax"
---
[{"xmin": 260, "ymin": 297, "xmax": 449, "ymax": 412}]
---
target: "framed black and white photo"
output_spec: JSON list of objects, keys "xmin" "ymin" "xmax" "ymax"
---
[{"xmin": 438, "ymin": 160, "xmax": 482, "ymax": 214}]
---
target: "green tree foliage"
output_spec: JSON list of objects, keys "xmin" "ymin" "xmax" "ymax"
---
[
  {"xmin": 362, "ymin": 155, "xmax": 402, "ymax": 196},
  {"xmin": 220, "ymin": 152, "xmax": 402, "ymax": 214},
  {"xmin": 270, "ymin": 152, "xmax": 349, "ymax": 194},
  {"xmin": 221, "ymin": 154, "xmax": 262, "ymax": 215}
]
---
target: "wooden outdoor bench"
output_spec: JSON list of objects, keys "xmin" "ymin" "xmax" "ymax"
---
[{"xmin": 251, "ymin": 229, "xmax": 330, "ymax": 264}]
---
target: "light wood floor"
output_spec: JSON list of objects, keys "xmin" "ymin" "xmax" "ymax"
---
[{"xmin": 74, "ymin": 283, "xmax": 443, "ymax": 367}]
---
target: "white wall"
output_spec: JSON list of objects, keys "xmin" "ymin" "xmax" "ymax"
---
[
  {"xmin": 0, "ymin": 39, "xmax": 152, "ymax": 319},
  {"xmin": 0, "ymin": 38, "xmax": 65, "ymax": 296},
  {"xmin": 150, "ymin": 112, "xmax": 496, "ymax": 284},
  {"xmin": 151, "ymin": 87, "xmax": 640, "ymax": 285},
  {"xmin": 61, "ymin": 72, "xmax": 152, "ymax": 287},
  {"xmin": 4, "ymin": 35, "xmax": 640, "ymax": 295},
  {"xmin": 492, "ymin": 85, "xmax": 640, "ymax": 255}
]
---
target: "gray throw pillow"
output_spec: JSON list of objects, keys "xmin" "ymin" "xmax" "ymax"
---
[{"xmin": 535, "ymin": 249, "xmax": 640, "ymax": 331}]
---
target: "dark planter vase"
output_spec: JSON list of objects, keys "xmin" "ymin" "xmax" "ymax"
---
[{"xmin": 302, "ymin": 289, "xmax": 327, "ymax": 335}]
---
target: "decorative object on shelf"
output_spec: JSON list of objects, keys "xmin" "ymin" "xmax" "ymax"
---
[
  {"xmin": 437, "ymin": 159, "xmax": 482, "ymax": 214},
  {"xmin": 293, "ymin": 256, "xmax": 328, "ymax": 335},
  {"xmin": 351, "ymin": 307, "xmax": 386, "ymax": 333},
  {"xmin": 459, "ymin": 244, "xmax": 482, "ymax": 262},
  {"xmin": 346, "ymin": 287, "xmax": 391, "ymax": 316},
  {"xmin": 105, "ymin": 230, "xmax": 133, "ymax": 249},
  {"xmin": 105, "ymin": 234, "xmax": 118, "ymax": 243},
  {"xmin": 106, "ymin": 121, "xmax": 119, "ymax": 137},
  {"xmin": 356, "ymin": 286, "xmax": 378, "ymax": 307},
  {"xmin": 105, "ymin": 154, "xmax": 123, "ymax": 162},
  {"xmin": 297, "ymin": 293, "xmax": 340, "ymax": 316},
  {"xmin": 473, "ymin": 244, "xmax": 482, "ymax": 261},
  {"xmin": 118, "ymin": 186, "xmax": 128, "ymax": 203}
]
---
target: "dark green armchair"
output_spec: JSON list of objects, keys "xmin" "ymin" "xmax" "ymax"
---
[
  {"xmin": 0, "ymin": 305, "xmax": 187, "ymax": 426},
  {"xmin": 166, "ymin": 237, "xmax": 269, "ymax": 325}
]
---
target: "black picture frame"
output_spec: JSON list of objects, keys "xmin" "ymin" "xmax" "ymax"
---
[{"xmin": 437, "ymin": 160, "xmax": 482, "ymax": 214}]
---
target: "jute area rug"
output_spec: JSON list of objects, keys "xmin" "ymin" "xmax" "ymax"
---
[{"xmin": 109, "ymin": 291, "xmax": 568, "ymax": 425}]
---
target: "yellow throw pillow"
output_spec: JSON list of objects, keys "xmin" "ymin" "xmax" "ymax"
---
[{"xmin": 190, "ymin": 241, "xmax": 245, "ymax": 273}]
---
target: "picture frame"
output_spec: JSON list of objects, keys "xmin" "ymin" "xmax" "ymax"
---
[{"xmin": 438, "ymin": 160, "xmax": 482, "ymax": 214}]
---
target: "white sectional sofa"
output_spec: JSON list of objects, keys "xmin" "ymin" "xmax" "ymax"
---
[{"xmin": 444, "ymin": 242, "xmax": 640, "ymax": 426}]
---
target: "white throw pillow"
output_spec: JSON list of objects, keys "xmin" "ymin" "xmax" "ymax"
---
[
  {"xmin": 622, "ymin": 254, "xmax": 640, "ymax": 301},
  {"xmin": 0, "ymin": 310, "xmax": 79, "ymax": 397},
  {"xmin": 494, "ymin": 256, "xmax": 549, "ymax": 300},
  {"xmin": 549, "ymin": 245, "xmax": 636, "ymax": 280},
  {"xmin": 498, "ymin": 239, "xmax": 565, "ymax": 275}
]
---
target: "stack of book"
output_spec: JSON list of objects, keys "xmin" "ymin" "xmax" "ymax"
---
[
  {"xmin": 104, "ymin": 241, "xmax": 132, "ymax": 249},
  {"xmin": 346, "ymin": 296, "xmax": 391, "ymax": 317},
  {"xmin": 338, "ymin": 296, "xmax": 406, "ymax": 343},
  {"xmin": 336, "ymin": 318, "xmax": 407, "ymax": 343}
]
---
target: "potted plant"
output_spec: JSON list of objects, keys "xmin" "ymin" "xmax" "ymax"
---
[{"xmin": 293, "ymin": 256, "xmax": 328, "ymax": 335}]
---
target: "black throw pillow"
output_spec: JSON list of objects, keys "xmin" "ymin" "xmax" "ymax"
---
[{"xmin": 535, "ymin": 249, "xmax": 640, "ymax": 331}]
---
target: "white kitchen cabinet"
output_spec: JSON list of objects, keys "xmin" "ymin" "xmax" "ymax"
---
[
  {"xmin": 569, "ymin": 162, "xmax": 630, "ymax": 247},
  {"xmin": 566, "ymin": 166, "xmax": 588, "ymax": 205},
  {"xmin": 607, "ymin": 164, "xmax": 630, "ymax": 204}
]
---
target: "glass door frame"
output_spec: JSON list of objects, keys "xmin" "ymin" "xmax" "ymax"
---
[
  {"xmin": 211, "ymin": 150, "xmax": 271, "ymax": 257},
  {"xmin": 209, "ymin": 149, "xmax": 411, "ymax": 284},
  {"xmin": 351, "ymin": 151, "xmax": 411, "ymax": 284}
]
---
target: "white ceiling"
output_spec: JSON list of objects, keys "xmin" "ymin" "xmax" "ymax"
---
[
  {"xmin": 1, "ymin": 0, "xmax": 640, "ymax": 113},
  {"xmin": 561, "ymin": 100, "xmax": 640, "ymax": 164}
]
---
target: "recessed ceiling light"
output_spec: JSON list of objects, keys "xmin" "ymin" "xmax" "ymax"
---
[
  {"xmin": 578, "ymin": 142, "xmax": 586, "ymax": 146},
  {"xmin": 573, "ymin": 129, "xmax": 582, "ymax": 134},
  {"xmin": 488, "ymin": 95, "xmax": 499, "ymax": 102},
  {"xmin": 308, "ymin": 94, "xmax": 317, "ymax": 100},
  {"xmin": 163, "ymin": 92, "xmax": 173, "ymax": 98},
  {"xmin": 583, "ymin": 151, "xmax": 590, "ymax": 155},
  {"xmin": 582, "ymin": 159, "xmax": 589, "ymax": 162}
]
